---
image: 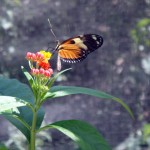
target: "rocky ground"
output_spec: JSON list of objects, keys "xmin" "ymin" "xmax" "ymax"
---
[{"xmin": 0, "ymin": 0, "xmax": 150, "ymax": 149}]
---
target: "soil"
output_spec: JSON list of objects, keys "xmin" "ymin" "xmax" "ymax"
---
[{"xmin": 0, "ymin": 0, "xmax": 150, "ymax": 149}]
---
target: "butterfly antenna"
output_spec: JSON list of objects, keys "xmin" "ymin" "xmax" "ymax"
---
[{"xmin": 48, "ymin": 18, "xmax": 60, "ymax": 48}]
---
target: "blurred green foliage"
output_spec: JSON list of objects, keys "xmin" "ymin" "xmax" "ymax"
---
[
  {"xmin": 2, "ymin": 0, "xmax": 21, "ymax": 6},
  {"xmin": 143, "ymin": 123, "xmax": 150, "ymax": 141},
  {"xmin": 0, "ymin": 143, "xmax": 8, "ymax": 150},
  {"xmin": 131, "ymin": 18, "xmax": 150, "ymax": 51}
]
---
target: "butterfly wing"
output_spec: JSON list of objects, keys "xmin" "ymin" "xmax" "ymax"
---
[{"xmin": 56, "ymin": 34, "xmax": 103, "ymax": 63}]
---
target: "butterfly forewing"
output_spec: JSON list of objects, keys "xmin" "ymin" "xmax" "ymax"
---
[{"xmin": 56, "ymin": 34, "xmax": 103, "ymax": 63}]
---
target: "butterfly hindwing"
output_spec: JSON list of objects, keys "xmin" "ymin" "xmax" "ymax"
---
[{"xmin": 56, "ymin": 34, "xmax": 103, "ymax": 63}]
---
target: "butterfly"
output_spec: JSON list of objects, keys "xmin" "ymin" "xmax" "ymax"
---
[{"xmin": 52, "ymin": 34, "xmax": 103, "ymax": 70}]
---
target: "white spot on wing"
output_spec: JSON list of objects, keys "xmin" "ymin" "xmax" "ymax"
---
[
  {"xmin": 79, "ymin": 35, "xmax": 83, "ymax": 38},
  {"xmin": 96, "ymin": 41, "xmax": 100, "ymax": 45},
  {"xmin": 92, "ymin": 35, "xmax": 97, "ymax": 40},
  {"xmin": 73, "ymin": 38, "xmax": 87, "ymax": 50}
]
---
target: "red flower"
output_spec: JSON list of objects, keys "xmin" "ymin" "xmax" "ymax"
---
[{"xmin": 38, "ymin": 61, "xmax": 50, "ymax": 70}]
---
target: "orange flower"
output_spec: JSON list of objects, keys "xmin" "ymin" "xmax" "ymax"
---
[{"xmin": 38, "ymin": 61, "xmax": 50, "ymax": 70}]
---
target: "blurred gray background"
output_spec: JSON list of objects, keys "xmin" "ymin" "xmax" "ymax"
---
[{"xmin": 0, "ymin": 0, "xmax": 150, "ymax": 149}]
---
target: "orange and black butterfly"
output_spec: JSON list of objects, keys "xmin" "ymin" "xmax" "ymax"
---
[{"xmin": 53, "ymin": 34, "xmax": 103, "ymax": 70}]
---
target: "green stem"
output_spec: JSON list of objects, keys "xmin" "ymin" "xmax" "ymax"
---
[{"xmin": 30, "ymin": 108, "xmax": 37, "ymax": 150}]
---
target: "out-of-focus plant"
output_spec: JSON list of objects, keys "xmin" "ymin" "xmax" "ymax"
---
[
  {"xmin": 142, "ymin": 123, "xmax": 150, "ymax": 144},
  {"xmin": 115, "ymin": 125, "xmax": 150, "ymax": 150},
  {"xmin": 129, "ymin": 18, "xmax": 150, "ymax": 150},
  {"xmin": 131, "ymin": 18, "xmax": 150, "ymax": 74},
  {"xmin": 0, "ymin": 50, "xmax": 134, "ymax": 150},
  {"xmin": 0, "ymin": 143, "xmax": 7, "ymax": 150},
  {"xmin": 130, "ymin": 18, "xmax": 150, "ymax": 51}
]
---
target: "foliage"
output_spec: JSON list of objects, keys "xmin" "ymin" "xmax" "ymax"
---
[
  {"xmin": 0, "ymin": 50, "xmax": 134, "ymax": 150},
  {"xmin": 0, "ymin": 143, "xmax": 7, "ymax": 150},
  {"xmin": 130, "ymin": 18, "xmax": 150, "ymax": 51},
  {"xmin": 143, "ymin": 123, "xmax": 150, "ymax": 142}
]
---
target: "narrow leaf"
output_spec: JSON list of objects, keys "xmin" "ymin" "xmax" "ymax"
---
[
  {"xmin": 48, "ymin": 68, "xmax": 72, "ymax": 88},
  {"xmin": 50, "ymin": 86, "xmax": 134, "ymax": 119},
  {"xmin": 38, "ymin": 120, "xmax": 111, "ymax": 150},
  {"xmin": 21, "ymin": 66, "xmax": 34, "ymax": 87}
]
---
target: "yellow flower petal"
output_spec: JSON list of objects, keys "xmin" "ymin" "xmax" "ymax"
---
[{"xmin": 40, "ymin": 50, "xmax": 52, "ymax": 60}]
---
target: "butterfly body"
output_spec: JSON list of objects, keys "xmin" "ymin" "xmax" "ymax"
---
[{"xmin": 55, "ymin": 34, "xmax": 103, "ymax": 63}]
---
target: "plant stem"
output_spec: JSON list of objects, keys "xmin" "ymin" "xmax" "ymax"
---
[{"xmin": 30, "ymin": 108, "xmax": 37, "ymax": 150}]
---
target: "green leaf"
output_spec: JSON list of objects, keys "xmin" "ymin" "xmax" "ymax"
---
[
  {"xmin": 49, "ymin": 86, "xmax": 134, "ymax": 119},
  {"xmin": 0, "ymin": 143, "xmax": 8, "ymax": 150},
  {"xmin": 143, "ymin": 123, "xmax": 150, "ymax": 140},
  {"xmin": 41, "ymin": 92, "xmax": 55, "ymax": 102},
  {"xmin": 21, "ymin": 66, "xmax": 34, "ymax": 87},
  {"xmin": 130, "ymin": 29, "xmax": 139, "ymax": 43},
  {"xmin": 47, "ymin": 68, "xmax": 72, "ymax": 88},
  {"xmin": 137, "ymin": 18, "xmax": 150, "ymax": 28},
  {"xmin": 4, "ymin": 115, "xmax": 31, "ymax": 140},
  {"xmin": 0, "ymin": 77, "xmax": 45, "ymax": 141},
  {"xmin": 21, "ymin": 66, "xmax": 37, "ymax": 99},
  {"xmin": 0, "ymin": 96, "xmax": 27, "ymax": 113},
  {"xmin": 38, "ymin": 120, "xmax": 111, "ymax": 150}
]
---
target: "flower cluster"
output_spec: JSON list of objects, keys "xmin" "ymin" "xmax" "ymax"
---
[
  {"xmin": 26, "ymin": 50, "xmax": 53, "ymax": 78},
  {"xmin": 31, "ymin": 68, "xmax": 53, "ymax": 78},
  {"xmin": 25, "ymin": 50, "xmax": 54, "ymax": 101}
]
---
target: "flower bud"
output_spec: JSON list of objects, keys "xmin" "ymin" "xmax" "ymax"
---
[
  {"xmin": 48, "ymin": 68, "xmax": 53, "ymax": 75},
  {"xmin": 44, "ymin": 70, "xmax": 51, "ymax": 77},
  {"xmin": 31, "ymin": 53, "xmax": 36, "ymax": 61},
  {"xmin": 26, "ymin": 52, "xmax": 32, "ymax": 60},
  {"xmin": 39, "ymin": 68, "xmax": 45, "ymax": 75},
  {"xmin": 36, "ymin": 52, "xmax": 44, "ymax": 60},
  {"xmin": 31, "ymin": 68, "xmax": 39, "ymax": 76}
]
